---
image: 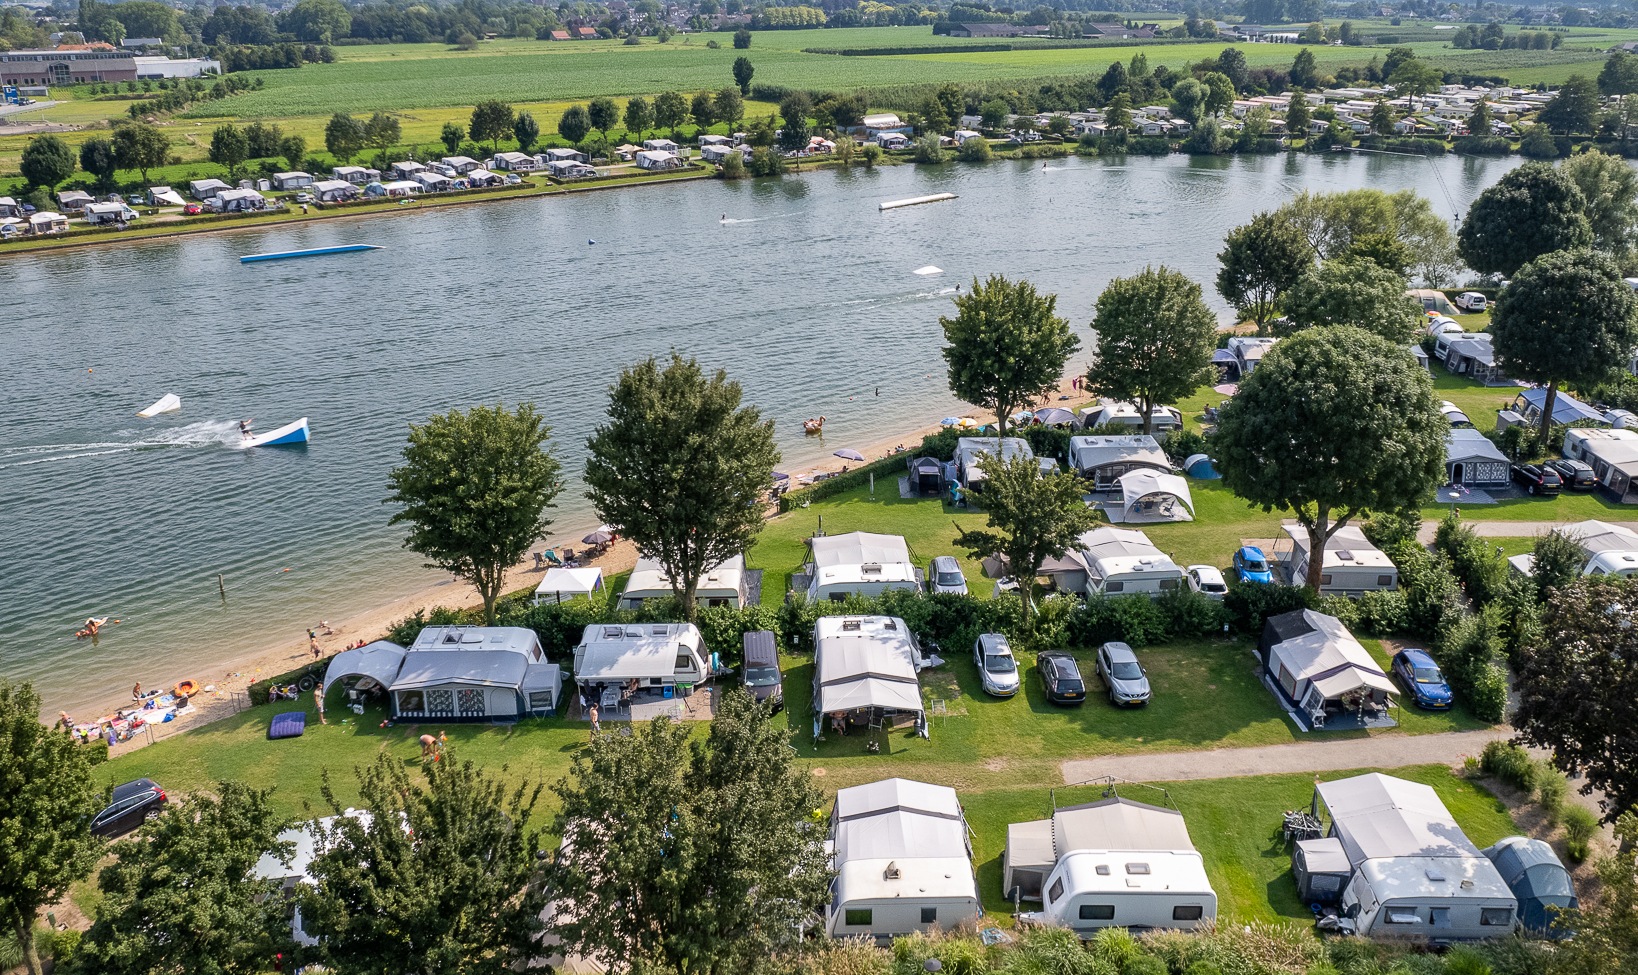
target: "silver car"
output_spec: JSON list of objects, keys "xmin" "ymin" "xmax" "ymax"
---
[
  {"xmin": 973, "ymin": 632, "xmax": 1021, "ymax": 697},
  {"xmin": 928, "ymin": 555, "xmax": 969, "ymax": 595},
  {"xmin": 1096, "ymin": 641, "xmax": 1151, "ymax": 707}
]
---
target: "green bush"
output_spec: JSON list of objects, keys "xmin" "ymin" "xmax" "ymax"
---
[
  {"xmin": 1161, "ymin": 428, "xmax": 1210, "ymax": 464},
  {"xmin": 1562, "ymin": 804, "xmax": 1598, "ymax": 863},
  {"xmin": 1434, "ymin": 606, "xmax": 1506, "ymax": 721},
  {"xmin": 1481, "ymin": 740, "xmax": 1538, "ymax": 792},
  {"xmin": 1088, "ymin": 928, "xmax": 1139, "ymax": 969},
  {"xmin": 1354, "ymin": 589, "xmax": 1410, "ymax": 635},
  {"xmin": 1466, "ymin": 660, "xmax": 1509, "ymax": 724},
  {"xmin": 913, "ymin": 136, "xmax": 946, "ymax": 164},
  {"xmin": 956, "ymin": 137, "xmax": 992, "ymax": 162},
  {"xmin": 1157, "ymin": 588, "xmax": 1230, "ymax": 638},
  {"xmin": 719, "ymin": 151, "xmax": 746, "ymax": 179},
  {"xmin": 1361, "ymin": 508, "xmax": 1423, "ymax": 551},
  {"xmin": 1182, "ymin": 963, "xmax": 1223, "ymax": 975},
  {"xmin": 1442, "ymin": 948, "xmax": 1494, "ymax": 975},
  {"xmin": 1316, "ymin": 594, "xmax": 1360, "ymax": 630},
  {"xmin": 1391, "ymin": 542, "xmax": 1462, "ymax": 637},
  {"xmin": 748, "ymin": 146, "xmax": 786, "ymax": 175},
  {"xmin": 1223, "ymin": 583, "xmax": 1314, "ymax": 636},
  {"xmin": 1534, "ymin": 763, "xmax": 1567, "ymax": 824},
  {"xmin": 1434, "ymin": 513, "xmax": 1508, "ymax": 607},
  {"xmin": 1070, "ymin": 594, "xmax": 1169, "ymax": 648},
  {"xmin": 1121, "ymin": 957, "xmax": 1167, "ymax": 975}
]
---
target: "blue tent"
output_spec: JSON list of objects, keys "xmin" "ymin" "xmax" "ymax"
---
[
  {"xmin": 1184, "ymin": 453, "xmax": 1221, "ymax": 480},
  {"xmin": 1514, "ymin": 388, "xmax": 1605, "ymax": 426},
  {"xmin": 1482, "ymin": 837, "xmax": 1576, "ymax": 937}
]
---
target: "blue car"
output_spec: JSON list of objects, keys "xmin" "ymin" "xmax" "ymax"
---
[
  {"xmin": 1391, "ymin": 648, "xmax": 1454, "ymax": 710},
  {"xmin": 1232, "ymin": 546, "xmax": 1273, "ymax": 584}
]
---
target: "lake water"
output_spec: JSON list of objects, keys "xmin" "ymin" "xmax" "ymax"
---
[{"xmin": 1, "ymin": 151, "xmax": 1521, "ymax": 712}]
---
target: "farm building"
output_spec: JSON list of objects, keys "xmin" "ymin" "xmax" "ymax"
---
[
  {"xmin": 320, "ymin": 627, "xmax": 562, "ymax": 722},
  {"xmin": 1259, "ymin": 609, "xmax": 1396, "ymax": 731},
  {"xmin": 1004, "ymin": 795, "xmax": 1217, "ymax": 934},
  {"xmin": 1314, "ymin": 773, "xmax": 1517, "ymax": 940},
  {"xmin": 825, "ymin": 779, "xmax": 981, "ymax": 942},
  {"xmin": 811, "ymin": 615, "xmax": 928, "ymax": 739}
]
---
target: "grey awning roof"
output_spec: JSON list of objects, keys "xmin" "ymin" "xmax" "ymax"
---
[
  {"xmin": 321, "ymin": 640, "xmax": 406, "ymax": 692},
  {"xmin": 390, "ymin": 650, "xmax": 529, "ymax": 690}
]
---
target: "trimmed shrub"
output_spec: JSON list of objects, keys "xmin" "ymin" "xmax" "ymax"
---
[
  {"xmin": 1481, "ymin": 740, "xmax": 1538, "ymax": 792},
  {"xmin": 1070, "ymin": 594, "xmax": 1169, "ymax": 648},
  {"xmin": 1434, "ymin": 513, "xmax": 1508, "ymax": 606},
  {"xmin": 956, "ymin": 137, "xmax": 992, "ymax": 162},
  {"xmin": 1435, "ymin": 607, "xmax": 1507, "ymax": 722},
  {"xmin": 1158, "ymin": 588, "xmax": 1230, "ymax": 638},
  {"xmin": 1316, "ymin": 594, "xmax": 1360, "ymax": 630},
  {"xmin": 1354, "ymin": 589, "xmax": 1409, "ymax": 636},
  {"xmin": 1161, "ymin": 427, "xmax": 1210, "ymax": 464},
  {"xmin": 1466, "ymin": 660, "xmax": 1509, "ymax": 724},
  {"xmin": 1361, "ymin": 508, "xmax": 1422, "ymax": 551},
  {"xmin": 1223, "ymin": 584, "xmax": 1314, "ymax": 636}
]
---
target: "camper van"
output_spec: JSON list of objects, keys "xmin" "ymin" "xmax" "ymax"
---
[
  {"xmin": 571, "ymin": 623, "xmax": 708, "ymax": 694},
  {"xmin": 804, "ymin": 532, "xmax": 921, "ymax": 603}
]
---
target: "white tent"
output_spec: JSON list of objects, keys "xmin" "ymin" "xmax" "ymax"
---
[
  {"xmin": 534, "ymin": 566, "xmax": 605, "ymax": 605},
  {"xmin": 811, "ymin": 616, "xmax": 925, "ymax": 735},
  {"xmin": 1114, "ymin": 469, "xmax": 1194, "ymax": 523},
  {"xmin": 320, "ymin": 639, "xmax": 407, "ymax": 692},
  {"xmin": 147, "ymin": 186, "xmax": 186, "ymax": 206}
]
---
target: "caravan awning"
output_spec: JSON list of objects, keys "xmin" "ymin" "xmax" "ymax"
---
[
  {"xmin": 321, "ymin": 640, "xmax": 406, "ymax": 692},
  {"xmin": 1117, "ymin": 469, "xmax": 1194, "ymax": 522},
  {"xmin": 535, "ymin": 567, "xmax": 604, "ymax": 604}
]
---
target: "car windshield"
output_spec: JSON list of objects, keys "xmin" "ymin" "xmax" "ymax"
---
[
  {"xmin": 1057, "ymin": 675, "xmax": 1084, "ymax": 691},
  {"xmin": 1110, "ymin": 661, "xmax": 1144, "ymax": 681},
  {"xmin": 936, "ymin": 571, "xmax": 965, "ymax": 586},
  {"xmin": 1243, "ymin": 558, "xmax": 1267, "ymax": 572},
  {"xmin": 1412, "ymin": 666, "xmax": 1444, "ymax": 684},
  {"xmin": 986, "ymin": 654, "xmax": 1017, "ymax": 674},
  {"xmin": 1200, "ymin": 581, "xmax": 1227, "ymax": 592},
  {"xmin": 745, "ymin": 666, "xmax": 781, "ymax": 687}
]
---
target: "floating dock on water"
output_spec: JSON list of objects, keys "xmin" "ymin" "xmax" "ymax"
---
[
  {"xmin": 240, "ymin": 244, "xmax": 382, "ymax": 264},
  {"xmin": 879, "ymin": 193, "xmax": 958, "ymax": 212}
]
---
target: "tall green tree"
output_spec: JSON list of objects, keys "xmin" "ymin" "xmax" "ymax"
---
[
  {"xmin": 1202, "ymin": 71, "xmax": 1235, "ymax": 118},
  {"xmin": 1085, "ymin": 265, "xmax": 1218, "ymax": 434},
  {"xmin": 1490, "ymin": 249, "xmax": 1638, "ymax": 442},
  {"xmin": 1217, "ymin": 211, "xmax": 1310, "ymax": 331},
  {"xmin": 1514, "ymin": 578, "xmax": 1638, "ymax": 820},
  {"xmin": 208, "ymin": 124, "xmax": 248, "ymax": 179},
  {"xmin": 1459, "ymin": 164, "xmax": 1593, "ymax": 276},
  {"xmin": 440, "ymin": 121, "xmax": 465, "ymax": 155},
  {"xmin": 1561, "ymin": 149, "xmax": 1638, "ymax": 269},
  {"xmin": 1216, "ymin": 46, "xmax": 1248, "ymax": 90},
  {"xmin": 732, "ymin": 26, "xmax": 750, "ymax": 48},
  {"xmin": 1388, "ymin": 58, "xmax": 1441, "ymax": 110},
  {"xmin": 324, "ymin": 112, "xmax": 365, "ymax": 164},
  {"xmin": 78, "ymin": 136, "xmax": 117, "ymax": 188},
  {"xmin": 1285, "ymin": 88, "xmax": 1311, "ymax": 138},
  {"xmin": 1539, "ymin": 74, "xmax": 1601, "ymax": 135},
  {"xmin": 1280, "ymin": 256, "xmax": 1423, "ymax": 341},
  {"xmin": 1104, "ymin": 92, "xmax": 1132, "ymax": 133},
  {"xmin": 547, "ymin": 694, "xmax": 829, "ymax": 974},
  {"xmin": 280, "ymin": 0, "xmax": 350, "ymax": 43},
  {"xmin": 1289, "ymin": 47, "xmax": 1318, "ymax": 88},
  {"xmin": 1214, "ymin": 327, "xmax": 1447, "ymax": 591},
  {"xmin": 1369, "ymin": 98, "xmax": 1396, "ymax": 136},
  {"xmin": 1599, "ymin": 50, "xmax": 1638, "ymax": 96},
  {"xmin": 940, "ymin": 275, "xmax": 1080, "ymax": 440},
  {"xmin": 623, "ymin": 95, "xmax": 654, "ymax": 140},
  {"xmin": 1169, "ymin": 78, "xmax": 1208, "ymax": 126},
  {"xmin": 76, "ymin": 782, "xmax": 292, "ymax": 975},
  {"xmin": 583, "ymin": 355, "xmax": 778, "ymax": 620},
  {"xmin": 279, "ymin": 134, "xmax": 305, "ymax": 173},
  {"xmin": 468, "ymin": 100, "xmax": 513, "ymax": 152},
  {"xmin": 0, "ymin": 681, "xmax": 104, "ymax": 975},
  {"xmin": 714, "ymin": 87, "xmax": 745, "ymax": 129},
  {"xmin": 587, "ymin": 97, "xmax": 619, "ymax": 144},
  {"xmin": 20, "ymin": 134, "xmax": 74, "ymax": 189},
  {"xmin": 385, "ymin": 403, "xmax": 563, "ymax": 623},
  {"xmin": 777, "ymin": 91, "xmax": 812, "ymax": 153},
  {"xmin": 1467, "ymin": 97, "xmax": 1492, "ymax": 136},
  {"xmin": 111, "ymin": 122, "xmax": 169, "ymax": 184},
  {"xmin": 299, "ymin": 752, "xmax": 547, "ymax": 975},
  {"xmin": 362, "ymin": 111, "xmax": 400, "ymax": 159},
  {"xmin": 732, "ymin": 55, "xmax": 754, "ymax": 95},
  {"xmin": 689, "ymin": 91, "xmax": 716, "ymax": 131},
  {"xmin": 955, "ymin": 456, "xmax": 1097, "ymax": 628},
  {"xmin": 512, "ymin": 110, "xmax": 540, "ymax": 153},
  {"xmin": 653, "ymin": 90, "xmax": 688, "ymax": 138},
  {"xmin": 557, "ymin": 105, "xmax": 590, "ymax": 147}
]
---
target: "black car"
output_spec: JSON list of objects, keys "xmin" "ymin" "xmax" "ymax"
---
[
  {"xmin": 742, "ymin": 630, "xmax": 783, "ymax": 713},
  {"xmin": 1544, "ymin": 458, "xmax": 1596, "ymax": 492},
  {"xmin": 1036, "ymin": 651, "xmax": 1086, "ymax": 705},
  {"xmin": 91, "ymin": 778, "xmax": 167, "ymax": 838},
  {"xmin": 1511, "ymin": 463, "xmax": 1563, "ymax": 496}
]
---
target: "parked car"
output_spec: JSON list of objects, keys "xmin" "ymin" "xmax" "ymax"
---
[
  {"xmin": 1096, "ymin": 642, "xmax": 1151, "ymax": 707},
  {"xmin": 973, "ymin": 633, "xmax": 1021, "ymax": 698},
  {"xmin": 1511, "ymin": 463, "xmax": 1563, "ymax": 496},
  {"xmin": 1390, "ymin": 648, "xmax": 1453, "ymax": 710},
  {"xmin": 126, "ymin": 194, "xmax": 144, "ymax": 207},
  {"xmin": 927, "ymin": 555, "xmax": 969, "ymax": 595},
  {"xmin": 1233, "ymin": 546, "xmax": 1273, "ymax": 585},
  {"xmin": 182, "ymin": 203, "xmax": 203, "ymax": 215},
  {"xmin": 91, "ymin": 778, "xmax": 167, "ymax": 838},
  {"xmin": 741, "ymin": 630, "xmax": 783, "ymax": 713},
  {"xmin": 1454, "ymin": 292, "xmax": 1488, "ymax": 312},
  {"xmin": 1036, "ymin": 651, "xmax": 1086, "ymax": 705},
  {"xmin": 1544, "ymin": 458, "xmax": 1596, "ymax": 492},
  {"xmin": 294, "ymin": 192, "xmax": 313, "ymax": 204},
  {"xmin": 1185, "ymin": 565, "xmax": 1228, "ymax": 601}
]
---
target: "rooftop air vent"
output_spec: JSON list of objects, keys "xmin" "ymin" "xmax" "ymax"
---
[
  {"xmin": 1425, "ymin": 868, "xmax": 1447, "ymax": 882},
  {"xmin": 884, "ymin": 861, "xmax": 901, "ymax": 880},
  {"xmin": 601, "ymin": 626, "xmax": 624, "ymax": 639},
  {"xmin": 862, "ymin": 563, "xmax": 883, "ymax": 574},
  {"xmin": 652, "ymin": 625, "xmax": 668, "ymax": 636},
  {"xmin": 842, "ymin": 620, "xmax": 861, "ymax": 631},
  {"xmin": 885, "ymin": 620, "xmax": 898, "ymax": 630},
  {"xmin": 1336, "ymin": 550, "xmax": 1356, "ymax": 562}
]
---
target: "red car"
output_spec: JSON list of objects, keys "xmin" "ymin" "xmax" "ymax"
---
[{"xmin": 182, "ymin": 203, "xmax": 203, "ymax": 215}]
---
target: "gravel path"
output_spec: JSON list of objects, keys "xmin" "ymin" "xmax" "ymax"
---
[
  {"xmin": 1060, "ymin": 729, "xmax": 1508, "ymax": 784},
  {"xmin": 1414, "ymin": 518, "xmax": 1638, "ymax": 544}
]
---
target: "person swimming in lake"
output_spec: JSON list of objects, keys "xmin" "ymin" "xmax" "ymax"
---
[{"xmin": 77, "ymin": 616, "xmax": 108, "ymax": 639}]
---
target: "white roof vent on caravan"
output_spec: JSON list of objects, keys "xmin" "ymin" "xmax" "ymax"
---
[
  {"xmin": 602, "ymin": 626, "xmax": 624, "ymax": 639},
  {"xmin": 842, "ymin": 620, "xmax": 862, "ymax": 631},
  {"xmin": 884, "ymin": 861, "xmax": 901, "ymax": 880},
  {"xmin": 862, "ymin": 563, "xmax": 883, "ymax": 574}
]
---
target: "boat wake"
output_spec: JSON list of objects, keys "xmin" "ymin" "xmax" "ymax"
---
[
  {"xmin": 720, "ymin": 212, "xmax": 796, "ymax": 225},
  {"xmin": 0, "ymin": 421, "xmax": 244, "ymax": 468}
]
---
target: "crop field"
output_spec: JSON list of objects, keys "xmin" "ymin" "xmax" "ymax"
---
[{"xmin": 159, "ymin": 25, "xmax": 1630, "ymax": 122}]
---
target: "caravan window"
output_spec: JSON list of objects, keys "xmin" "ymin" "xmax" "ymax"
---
[
  {"xmin": 1481, "ymin": 908, "xmax": 1513, "ymax": 926},
  {"xmin": 844, "ymin": 908, "xmax": 872, "ymax": 926},
  {"xmin": 397, "ymin": 691, "xmax": 425, "ymax": 712},
  {"xmin": 1430, "ymin": 908, "xmax": 1451, "ymax": 928},
  {"xmin": 1047, "ymin": 878, "xmax": 1065, "ymax": 903},
  {"xmin": 1158, "ymin": 578, "xmax": 1178, "ymax": 590},
  {"xmin": 675, "ymin": 653, "xmax": 693, "ymax": 672},
  {"xmin": 528, "ymin": 691, "xmax": 555, "ymax": 710},
  {"xmin": 1385, "ymin": 908, "xmax": 1421, "ymax": 925},
  {"xmin": 1172, "ymin": 905, "xmax": 1204, "ymax": 922},
  {"xmin": 1104, "ymin": 581, "xmax": 1124, "ymax": 593},
  {"xmin": 1319, "ymin": 575, "xmax": 1333, "ymax": 587},
  {"xmin": 829, "ymin": 593, "xmax": 848, "ymax": 603},
  {"xmin": 1377, "ymin": 575, "xmax": 1394, "ymax": 587},
  {"xmin": 1124, "ymin": 863, "xmax": 1150, "ymax": 875},
  {"xmin": 1079, "ymin": 904, "xmax": 1114, "ymax": 920},
  {"xmin": 920, "ymin": 907, "xmax": 937, "ymax": 924}
]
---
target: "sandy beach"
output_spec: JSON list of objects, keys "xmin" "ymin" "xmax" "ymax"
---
[{"xmin": 93, "ymin": 372, "xmax": 1090, "ymax": 755}]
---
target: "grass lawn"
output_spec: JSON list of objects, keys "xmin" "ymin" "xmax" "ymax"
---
[{"xmin": 960, "ymin": 763, "xmax": 1516, "ymax": 924}]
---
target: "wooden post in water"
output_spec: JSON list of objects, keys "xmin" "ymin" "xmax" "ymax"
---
[{"xmin": 218, "ymin": 573, "xmax": 226, "ymax": 601}]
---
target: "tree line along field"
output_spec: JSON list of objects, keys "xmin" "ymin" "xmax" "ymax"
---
[{"xmin": 158, "ymin": 24, "xmax": 1634, "ymax": 122}]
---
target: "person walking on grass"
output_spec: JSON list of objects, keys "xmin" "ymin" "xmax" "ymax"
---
[
  {"xmin": 314, "ymin": 685, "xmax": 327, "ymax": 725},
  {"xmin": 589, "ymin": 702, "xmax": 600, "ymax": 735}
]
